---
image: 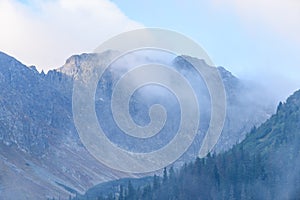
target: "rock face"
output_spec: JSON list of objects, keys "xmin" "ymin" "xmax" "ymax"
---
[
  {"xmin": 0, "ymin": 52, "xmax": 75, "ymax": 156},
  {"xmin": 0, "ymin": 51, "xmax": 275, "ymax": 199},
  {"xmin": 0, "ymin": 52, "xmax": 130, "ymax": 200}
]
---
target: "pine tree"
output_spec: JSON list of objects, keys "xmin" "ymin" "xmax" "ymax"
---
[
  {"xmin": 163, "ymin": 167, "xmax": 168, "ymax": 184},
  {"xmin": 169, "ymin": 166, "xmax": 175, "ymax": 181},
  {"xmin": 153, "ymin": 174, "xmax": 160, "ymax": 190},
  {"xmin": 119, "ymin": 184, "xmax": 124, "ymax": 200},
  {"xmin": 126, "ymin": 180, "xmax": 135, "ymax": 200}
]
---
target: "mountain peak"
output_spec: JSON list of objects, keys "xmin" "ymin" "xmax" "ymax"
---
[
  {"xmin": 0, "ymin": 51, "xmax": 13, "ymax": 59},
  {"xmin": 0, "ymin": 52, "xmax": 41, "ymax": 76},
  {"xmin": 217, "ymin": 66, "xmax": 236, "ymax": 79},
  {"xmin": 173, "ymin": 55, "xmax": 236, "ymax": 80},
  {"xmin": 0, "ymin": 51, "xmax": 22, "ymax": 68},
  {"xmin": 54, "ymin": 50, "xmax": 119, "ymax": 78},
  {"xmin": 286, "ymin": 89, "xmax": 300, "ymax": 106}
]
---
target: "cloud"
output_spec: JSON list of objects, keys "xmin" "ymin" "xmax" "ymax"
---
[
  {"xmin": 210, "ymin": 0, "xmax": 300, "ymax": 101},
  {"xmin": 0, "ymin": 0, "xmax": 142, "ymax": 71},
  {"xmin": 213, "ymin": 0, "xmax": 300, "ymax": 44}
]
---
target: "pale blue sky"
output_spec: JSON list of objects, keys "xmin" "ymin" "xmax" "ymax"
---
[{"xmin": 111, "ymin": 0, "xmax": 300, "ymax": 100}]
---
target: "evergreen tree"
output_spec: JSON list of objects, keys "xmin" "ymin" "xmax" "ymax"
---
[
  {"xmin": 153, "ymin": 174, "xmax": 160, "ymax": 190},
  {"xmin": 163, "ymin": 167, "xmax": 168, "ymax": 184},
  {"xmin": 126, "ymin": 180, "xmax": 135, "ymax": 200},
  {"xmin": 119, "ymin": 184, "xmax": 124, "ymax": 200}
]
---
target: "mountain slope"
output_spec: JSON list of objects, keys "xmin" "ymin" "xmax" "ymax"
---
[
  {"xmin": 86, "ymin": 89, "xmax": 300, "ymax": 200},
  {"xmin": 0, "ymin": 52, "xmax": 131, "ymax": 199},
  {"xmin": 0, "ymin": 51, "xmax": 275, "ymax": 199}
]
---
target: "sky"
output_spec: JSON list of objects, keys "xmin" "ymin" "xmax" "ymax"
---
[{"xmin": 0, "ymin": 0, "xmax": 299, "ymax": 101}]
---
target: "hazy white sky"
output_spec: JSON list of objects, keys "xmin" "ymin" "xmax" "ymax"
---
[
  {"xmin": 0, "ymin": 0, "xmax": 299, "ymax": 101},
  {"xmin": 0, "ymin": 0, "xmax": 142, "ymax": 71}
]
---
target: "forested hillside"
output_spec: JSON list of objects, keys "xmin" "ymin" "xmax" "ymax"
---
[{"xmin": 76, "ymin": 90, "xmax": 300, "ymax": 200}]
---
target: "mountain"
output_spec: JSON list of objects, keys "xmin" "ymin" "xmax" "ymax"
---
[
  {"xmin": 82, "ymin": 89, "xmax": 300, "ymax": 200},
  {"xmin": 50, "ymin": 51, "xmax": 274, "ymax": 154},
  {"xmin": 0, "ymin": 51, "xmax": 275, "ymax": 199},
  {"xmin": 0, "ymin": 52, "xmax": 131, "ymax": 200}
]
